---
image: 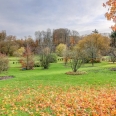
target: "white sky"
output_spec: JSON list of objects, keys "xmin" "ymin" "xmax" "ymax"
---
[{"xmin": 0, "ymin": 0, "xmax": 114, "ymax": 38}]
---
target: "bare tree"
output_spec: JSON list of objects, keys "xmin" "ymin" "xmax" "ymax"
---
[
  {"xmin": 69, "ymin": 30, "xmax": 80, "ymax": 49},
  {"xmin": 35, "ymin": 29, "xmax": 53, "ymax": 69},
  {"xmin": 53, "ymin": 28, "xmax": 70, "ymax": 46},
  {"xmin": 35, "ymin": 29, "xmax": 53, "ymax": 53}
]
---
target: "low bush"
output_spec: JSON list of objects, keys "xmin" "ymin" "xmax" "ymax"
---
[
  {"xmin": 49, "ymin": 53, "xmax": 57, "ymax": 63},
  {"xmin": 34, "ymin": 62, "xmax": 40, "ymax": 67}
]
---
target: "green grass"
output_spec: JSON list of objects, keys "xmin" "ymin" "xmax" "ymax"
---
[{"xmin": 0, "ymin": 60, "xmax": 116, "ymax": 89}]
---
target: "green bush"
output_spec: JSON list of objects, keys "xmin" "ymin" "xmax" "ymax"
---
[
  {"xmin": 34, "ymin": 62, "xmax": 40, "ymax": 67},
  {"xmin": 40, "ymin": 54, "xmax": 50, "ymax": 69},
  {"xmin": 49, "ymin": 53, "xmax": 57, "ymax": 63},
  {"xmin": 0, "ymin": 53, "xmax": 9, "ymax": 73}
]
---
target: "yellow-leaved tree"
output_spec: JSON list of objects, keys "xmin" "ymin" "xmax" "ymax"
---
[
  {"xmin": 77, "ymin": 33, "xmax": 110, "ymax": 66},
  {"xmin": 14, "ymin": 47, "xmax": 25, "ymax": 57},
  {"xmin": 55, "ymin": 43, "xmax": 66, "ymax": 57}
]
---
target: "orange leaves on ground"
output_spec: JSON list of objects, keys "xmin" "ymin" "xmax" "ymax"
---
[{"xmin": 0, "ymin": 86, "xmax": 116, "ymax": 116}]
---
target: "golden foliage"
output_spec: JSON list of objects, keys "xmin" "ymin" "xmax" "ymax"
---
[
  {"xmin": 13, "ymin": 47, "xmax": 25, "ymax": 57},
  {"xmin": 77, "ymin": 33, "xmax": 110, "ymax": 52},
  {"xmin": 56, "ymin": 43, "xmax": 66, "ymax": 56}
]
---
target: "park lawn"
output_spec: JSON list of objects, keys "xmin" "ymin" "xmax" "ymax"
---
[
  {"xmin": 0, "ymin": 60, "xmax": 116, "ymax": 115},
  {"xmin": 0, "ymin": 61, "xmax": 116, "ymax": 88}
]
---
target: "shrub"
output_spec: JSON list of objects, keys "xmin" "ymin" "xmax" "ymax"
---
[
  {"xmin": 20, "ymin": 58, "xmax": 34, "ymax": 70},
  {"xmin": 39, "ymin": 48, "xmax": 49, "ymax": 69},
  {"xmin": 49, "ymin": 53, "xmax": 57, "ymax": 63},
  {"xmin": 34, "ymin": 62, "xmax": 40, "ymax": 67},
  {"xmin": 0, "ymin": 53, "xmax": 9, "ymax": 73},
  {"xmin": 20, "ymin": 46, "xmax": 34, "ymax": 70},
  {"xmin": 40, "ymin": 54, "xmax": 50, "ymax": 69}
]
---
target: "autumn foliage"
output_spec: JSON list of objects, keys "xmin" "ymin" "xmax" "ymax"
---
[
  {"xmin": 77, "ymin": 33, "xmax": 110, "ymax": 66},
  {"xmin": 56, "ymin": 43, "xmax": 66, "ymax": 56},
  {"xmin": 103, "ymin": 0, "xmax": 116, "ymax": 31},
  {"xmin": 0, "ymin": 86, "xmax": 116, "ymax": 116},
  {"xmin": 20, "ymin": 45, "xmax": 34, "ymax": 70}
]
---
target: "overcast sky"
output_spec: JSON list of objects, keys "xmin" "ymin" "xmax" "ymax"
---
[{"xmin": 0, "ymin": 0, "xmax": 114, "ymax": 38}]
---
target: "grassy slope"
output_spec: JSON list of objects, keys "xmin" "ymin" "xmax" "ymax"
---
[{"xmin": 0, "ymin": 60, "xmax": 116, "ymax": 89}]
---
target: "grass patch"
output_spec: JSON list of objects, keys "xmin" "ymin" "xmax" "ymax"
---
[{"xmin": 0, "ymin": 61, "xmax": 116, "ymax": 88}]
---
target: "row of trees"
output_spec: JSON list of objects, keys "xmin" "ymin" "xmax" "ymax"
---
[
  {"xmin": 0, "ymin": 29, "xmax": 80, "ymax": 56},
  {"xmin": 1, "ymin": 0, "xmax": 116, "ymax": 73},
  {"xmin": 0, "ymin": 28, "xmax": 80, "ymax": 72},
  {"xmin": 0, "ymin": 27, "xmax": 116, "ymax": 73}
]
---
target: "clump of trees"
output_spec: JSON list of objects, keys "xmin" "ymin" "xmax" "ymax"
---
[
  {"xmin": 53, "ymin": 28, "xmax": 80, "ymax": 47},
  {"xmin": 0, "ymin": 27, "xmax": 114, "ymax": 73},
  {"xmin": 77, "ymin": 33, "xmax": 110, "ymax": 66},
  {"xmin": 0, "ymin": 31, "xmax": 18, "ymax": 56}
]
